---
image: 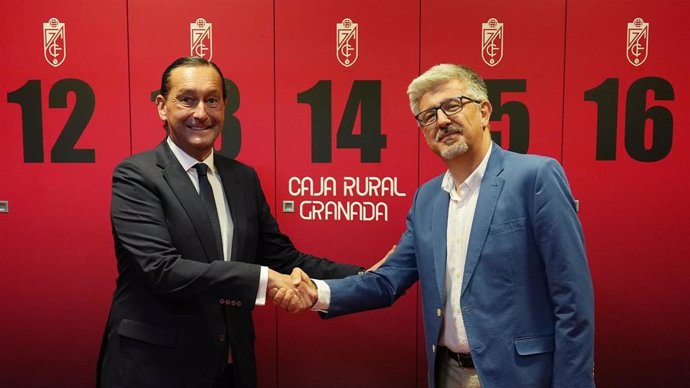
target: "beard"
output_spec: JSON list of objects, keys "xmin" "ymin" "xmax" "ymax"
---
[
  {"xmin": 440, "ymin": 142, "xmax": 469, "ymax": 159},
  {"xmin": 435, "ymin": 125, "xmax": 469, "ymax": 159}
]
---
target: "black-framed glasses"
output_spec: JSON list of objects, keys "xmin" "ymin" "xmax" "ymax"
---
[{"xmin": 414, "ymin": 96, "xmax": 481, "ymax": 127}]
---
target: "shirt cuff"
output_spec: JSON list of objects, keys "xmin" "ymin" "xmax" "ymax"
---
[
  {"xmin": 256, "ymin": 266, "xmax": 268, "ymax": 306},
  {"xmin": 310, "ymin": 279, "xmax": 331, "ymax": 312}
]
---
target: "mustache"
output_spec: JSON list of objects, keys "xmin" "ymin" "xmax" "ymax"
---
[{"xmin": 435, "ymin": 125, "xmax": 463, "ymax": 142}]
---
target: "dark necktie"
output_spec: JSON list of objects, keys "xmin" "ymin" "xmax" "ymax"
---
[{"xmin": 194, "ymin": 163, "xmax": 224, "ymax": 260}]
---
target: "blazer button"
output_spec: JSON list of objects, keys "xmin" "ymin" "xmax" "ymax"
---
[
  {"xmin": 230, "ymin": 300, "xmax": 237, "ymax": 306},
  {"xmin": 219, "ymin": 298, "xmax": 225, "ymax": 305},
  {"xmin": 218, "ymin": 334, "xmax": 226, "ymax": 343},
  {"xmin": 237, "ymin": 301, "xmax": 242, "ymax": 307},
  {"xmin": 225, "ymin": 300, "xmax": 232, "ymax": 306},
  {"xmin": 436, "ymin": 308, "xmax": 442, "ymax": 317}
]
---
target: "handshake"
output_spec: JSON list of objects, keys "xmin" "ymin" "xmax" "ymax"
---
[
  {"xmin": 266, "ymin": 268, "xmax": 319, "ymax": 313},
  {"xmin": 265, "ymin": 245, "xmax": 395, "ymax": 313}
]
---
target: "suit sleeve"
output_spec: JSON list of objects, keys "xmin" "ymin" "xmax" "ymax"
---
[
  {"xmin": 111, "ymin": 159, "xmax": 261, "ymax": 306},
  {"xmin": 321, "ymin": 190, "xmax": 421, "ymax": 318},
  {"xmin": 533, "ymin": 158, "xmax": 595, "ymax": 387},
  {"xmin": 248, "ymin": 168, "xmax": 362, "ymax": 279}
]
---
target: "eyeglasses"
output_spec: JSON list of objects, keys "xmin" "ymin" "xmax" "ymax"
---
[{"xmin": 414, "ymin": 96, "xmax": 481, "ymax": 127}]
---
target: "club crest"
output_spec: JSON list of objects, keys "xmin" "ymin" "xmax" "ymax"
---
[
  {"xmin": 482, "ymin": 18, "xmax": 503, "ymax": 67},
  {"xmin": 627, "ymin": 18, "xmax": 649, "ymax": 66},
  {"xmin": 190, "ymin": 18, "xmax": 213, "ymax": 60},
  {"xmin": 336, "ymin": 18, "xmax": 358, "ymax": 67},
  {"xmin": 43, "ymin": 18, "xmax": 66, "ymax": 67}
]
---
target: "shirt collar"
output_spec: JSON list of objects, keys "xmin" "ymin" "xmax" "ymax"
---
[
  {"xmin": 166, "ymin": 137, "xmax": 216, "ymax": 174},
  {"xmin": 441, "ymin": 142, "xmax": 492, "ymax": 194}
]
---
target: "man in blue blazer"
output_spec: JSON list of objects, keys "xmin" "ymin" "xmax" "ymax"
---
[{"xmin": 309, "ymin": 64, "xmax": 595, "ymax": 387}]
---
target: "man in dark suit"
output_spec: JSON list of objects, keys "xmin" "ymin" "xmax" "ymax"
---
[
  {"xmin": 299, "ymin": 64, "xmax": 595, "ymax": 388},
  {"xmin": 97, "ymin": 56, "xmax": 364, "ymax": 388}
]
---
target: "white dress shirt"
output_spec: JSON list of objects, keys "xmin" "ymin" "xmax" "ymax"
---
[{"xmin": 439, "ymin": 143, "xmax": 491, "ymax": 353}]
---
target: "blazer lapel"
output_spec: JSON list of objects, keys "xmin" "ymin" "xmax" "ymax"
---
[
  {"xmin": 462, "ymin": 145, "xmax": 505, "ymax": 296},
  {"xmin": 431, "ymin": 187, "xmax": 450, "ymax": 300},
  {"xmin": 216, "ymin": 158, "xmax": 247, "ymax": 262},
  {"xmin": 156, "ymin": 143, "xmax": 219, "ymax": 262}
]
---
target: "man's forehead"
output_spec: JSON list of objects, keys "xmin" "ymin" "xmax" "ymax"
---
[
  {"xmin": 169, "ymin": 66, "xmax": 223, "ymax": 90},
  {"xmin": 420, "ymin": 79, "xmax": 466, "ymax": 106}
]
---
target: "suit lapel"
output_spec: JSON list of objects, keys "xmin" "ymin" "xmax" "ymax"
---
[
  {"xmin": 431, "ymin": 187, "xmax": 450, "ymax": 301},
  {"xmin": 462, "ymin": 145, "xmax": 505, "ymax": 296},
  {"xmin": 216, "ymin": 157, "xmax": 247, "ymax": 262},
  {"xmin": 156, "ymin": 143, "xmax": 219, "ymax": 262}
]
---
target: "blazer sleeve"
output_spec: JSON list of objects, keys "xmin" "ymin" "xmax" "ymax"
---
[
  {"xmin": 534, "ymin": 158, "xmax": 595, "ymax": 387},
  {"xmin": 322, "ymin": 190, "xmax": 421, "ymax": 318},
  {"xmin": 111, "ymin": 158, "xmax": 261, "ymax": 306},
  {"xmin": 247, "ymin": 167, "xmax": 363, "ymax": 279}
]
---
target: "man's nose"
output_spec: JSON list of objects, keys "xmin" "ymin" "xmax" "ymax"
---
[
  {"xmin": 436, "ymin": 109, "xmax": 451, "ymax": 127},
  {"xmin": 192, "ymin": 101, "xmax": 209, "ymax": 120}
]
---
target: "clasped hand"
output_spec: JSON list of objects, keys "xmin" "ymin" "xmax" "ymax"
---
[
  {"xmin": 266, "ymin": 245, "xmax": 396, "ymax": 313},
  {"xmin": 267, "ymin": 268, "xmax": 317, "ymax": 313}
]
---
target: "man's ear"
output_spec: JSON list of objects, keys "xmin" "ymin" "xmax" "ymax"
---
[
  {"xmin": 155, "ymin": 95, "xmax": 167, "ymax": 121},
  {"xmin": 479, "ymin": 99, "xmax": 492, "ymax": 127}
]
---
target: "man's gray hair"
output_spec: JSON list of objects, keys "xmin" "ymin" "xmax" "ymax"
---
[{"xmin": 406, "ymin": 64, "xmax": 488, "ymax": 115}]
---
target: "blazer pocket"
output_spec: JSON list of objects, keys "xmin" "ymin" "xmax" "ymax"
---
[
  {"xmin": 488, "ymin": 217, "xmax": 526, "ymax": 236},
  {"xmin": 514, "ymin": 335, "xmax": 555, "ymax": 356},
  {"xmin": 117, "ymin": 318, "xmax": 177, "ymax": 348}
]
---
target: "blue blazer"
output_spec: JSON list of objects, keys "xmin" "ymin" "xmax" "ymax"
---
[{"xmin": 324, "ymin": 144, "xmax": 594, "ymax": 388}]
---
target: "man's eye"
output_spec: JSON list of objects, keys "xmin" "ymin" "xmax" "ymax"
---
[
  {"xmin": 418, "ymin": 111, "xmax": 435, "ymax": 124},
  {"xmin": 207, "ymin": 98, "xmax": 219, "ymax": 106},
  {"xmin": 443, "ymin": 101, "xmax": 461, "ymax": 111},
  {"xmin": 179, "ymin": 96, "xmax": 192, "ymax": 104}
]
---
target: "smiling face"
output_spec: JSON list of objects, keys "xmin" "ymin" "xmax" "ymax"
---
[
  {"xmin": 417, "ymin": 79, "xmax": 492, "ymax": 161},
  {"xmin": 156, "ymin": 65, "xmax": 225, "ymax": 161}
]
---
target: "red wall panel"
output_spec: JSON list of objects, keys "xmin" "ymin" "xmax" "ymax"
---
[
  {"xmin": 127, "ymin": 0, "xmax": 275, "ymax": 193},
  {"xmin": 420, "ymin": 0, "xmax": 566, "ymax": 183},
  {"xmin": 418, "ymin": 1, "xmax": 568, "ymax": 382},
  {"xmin": 0, "ymin": 1, "xmax": 130, "ymax": 387},
  {"xmin": 274, "ymin": 1, "xmax": 420, "ymax": 386},
  {"xmin": 563, "ymin": 1, "xmax": 690, "ymax": 386},
  {"xmin": 126, "ymin": 1, "xmax": 278, "ymax": 386}
]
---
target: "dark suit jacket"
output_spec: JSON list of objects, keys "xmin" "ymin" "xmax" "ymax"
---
[
  {"xmin": 98, "ymin": 141, "xmax": 361, "ymax": 388},
  {"xmin": 324, "ymin": 144, "xmax": 595, "ymax": 388}
]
